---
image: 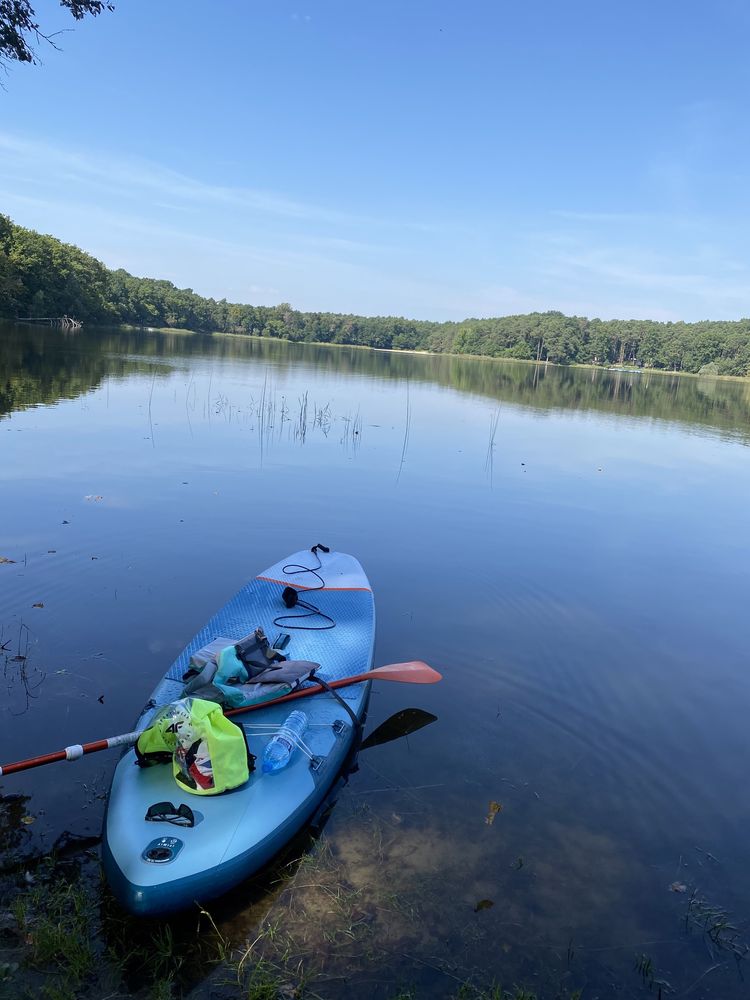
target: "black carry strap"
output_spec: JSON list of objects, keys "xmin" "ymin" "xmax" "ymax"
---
[
  {"xmin": 145, "ymin": 801, "xmax": 195, "ymax": 827},
  {"xmin": 313, "ymin": 675, "xmax": 362, "ymax": 733}
]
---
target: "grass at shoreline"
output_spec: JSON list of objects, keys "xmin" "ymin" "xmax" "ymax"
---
[{"xmin": 0, "ymin": 831, "xmax": 584, "ymax": 1000}]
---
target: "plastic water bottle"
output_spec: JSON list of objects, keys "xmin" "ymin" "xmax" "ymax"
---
[{"xmin": 262, "ymin": 710, "xmax": 308, "ymax": 774}]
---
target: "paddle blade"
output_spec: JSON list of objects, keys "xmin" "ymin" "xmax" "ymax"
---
[
  {"xmin": 369, "ymin": 661, "xmax": 442, "ymax": 684},
  {"xmin": 360, "ymin": 708, "xmax": 438, "ymax": 751}
]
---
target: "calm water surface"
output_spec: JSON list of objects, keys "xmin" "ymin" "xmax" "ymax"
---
[{"xmin": 1, "ymin": 323, "xmax": 750, "ymax": 998}]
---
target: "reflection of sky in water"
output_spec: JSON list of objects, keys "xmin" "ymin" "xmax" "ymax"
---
[{"xmin": 1, "ymin": 325, "xmax": 749, "ymax": 997}]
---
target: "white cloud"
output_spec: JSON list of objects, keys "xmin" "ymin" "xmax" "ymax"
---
[{"xmin": 0, "ymin": 130, "xmax": 427, "ymax": 233}]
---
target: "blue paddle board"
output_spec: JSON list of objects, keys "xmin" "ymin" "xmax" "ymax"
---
[{"xmin": 102, "ymin": 548, "xmax": 374, "ymax": 915}]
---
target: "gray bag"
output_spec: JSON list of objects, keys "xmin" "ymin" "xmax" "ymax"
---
[{"xmin": 182, "ymin": 658, "xmax": 319, "ymax": 709}]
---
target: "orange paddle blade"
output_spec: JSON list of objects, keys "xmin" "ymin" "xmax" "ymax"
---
[{"xmin": 368, "ymin": 660, "xmax": 442, "ymax": 683}]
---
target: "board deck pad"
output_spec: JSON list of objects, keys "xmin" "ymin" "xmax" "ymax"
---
[{"xmin": 102, "ymin": 549, "xmax": 374, "ymax": 915}]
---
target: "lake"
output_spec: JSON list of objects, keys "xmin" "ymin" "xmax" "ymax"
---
[{"xmin": 1, "ymin": 321, "xmax": 750, "ymax": 999}]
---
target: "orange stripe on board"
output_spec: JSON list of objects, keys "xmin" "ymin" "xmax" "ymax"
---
[{"xmin": 258, "ymin": 575, "xmax": 371, "ymax": 592}]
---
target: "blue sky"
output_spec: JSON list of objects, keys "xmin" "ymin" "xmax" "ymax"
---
[{"xmin": 2, "ymin": 0, "xmax": 750, "ymax": 321}]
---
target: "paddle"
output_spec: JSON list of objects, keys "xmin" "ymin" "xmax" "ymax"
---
[{"xmin": 0, "ymin": 661, "xmax": 441, "ymax": 777}]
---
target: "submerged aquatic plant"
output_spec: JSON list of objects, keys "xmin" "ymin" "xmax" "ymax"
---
[
  {"xmin": 633, "ymin": 953, "xmax": 673, "ymax": 997},
  {"xmin": 685, "ymin": 888, "xmax": 750, "ymax": 962}
]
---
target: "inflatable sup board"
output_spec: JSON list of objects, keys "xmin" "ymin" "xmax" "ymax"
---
[{"xmin": 102, "ymin": 548, "xmax": 374, "ymax": 915}]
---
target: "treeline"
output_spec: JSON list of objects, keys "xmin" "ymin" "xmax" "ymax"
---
[{"xmin": 2, "ymin": 213, "xmax": 750, "ymax": 375}]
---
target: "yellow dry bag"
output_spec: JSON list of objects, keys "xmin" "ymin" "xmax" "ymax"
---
[{"xmin": 135, "ymin": 697, "xmax": 254, "ymax": 795}]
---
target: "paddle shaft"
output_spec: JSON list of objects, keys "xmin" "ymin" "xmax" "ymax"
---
[
  {"xmin": 0, "ymin": 729, "xmax": 143, "ymax": 777},
  {"xmin": 0, "ymin": 661, "xmax": 440, "ymax": 777}
]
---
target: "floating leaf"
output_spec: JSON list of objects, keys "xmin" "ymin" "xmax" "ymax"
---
[
  {"xmin": 0, "ymin": 556, "xmax": 16, "ymax": 564},
  {"xmin": 21, "ymin": 815, "xmax": 35, "ymax": 825},
  {"xmin": 485, "ymin": 801, "xmax": 503, "ymax": 825},
  {"xmin": 474, "ymin": 898, "xmax": 494, "ymax": 912},
  {"xmin": 670, "ymin": 881, "xmax": 688, "ymax": 893}
]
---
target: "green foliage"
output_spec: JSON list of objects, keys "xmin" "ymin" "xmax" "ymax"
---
[
  {"xmin": 2, "ymin": 212, "xmax": 750, "ymax": 375},
  {"xmin": 6, "ymin": 220, "xmax": 113, "ymax": 322}
]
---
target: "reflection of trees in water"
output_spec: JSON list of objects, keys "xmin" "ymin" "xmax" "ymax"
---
[
  {"xmin": 2, "ymin": 322, "xmax": 750, "ymax": 442},
  {"xmin": 0, "ymin": 323, "xmax": 174, "ymax": 418}
]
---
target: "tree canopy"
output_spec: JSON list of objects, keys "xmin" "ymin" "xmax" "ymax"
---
[
  {"xmin": 2, "ymin": 213, "xmax": 750, "ymax": 377},
  {"xmin": 0, "ymin": 0, "xmax": 113, "ymax": 66}
]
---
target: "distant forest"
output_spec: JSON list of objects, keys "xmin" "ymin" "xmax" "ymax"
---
[{"xmin": 2, "ymin": 213, "xmax": 750, "ymax": 376}]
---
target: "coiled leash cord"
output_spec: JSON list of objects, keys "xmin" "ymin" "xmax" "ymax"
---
[
  {"xmin": 273, "ymin": 543, "xmax": 336, "ymax": 631},
  {"xmin": 272, "ymin": 544, "xmax": 360, "ymax": 731}
]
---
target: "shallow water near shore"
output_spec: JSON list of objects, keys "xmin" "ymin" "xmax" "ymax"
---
[{"xmin": 1, "ymin": 321, "xmax": 750, "ymax": 998}]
